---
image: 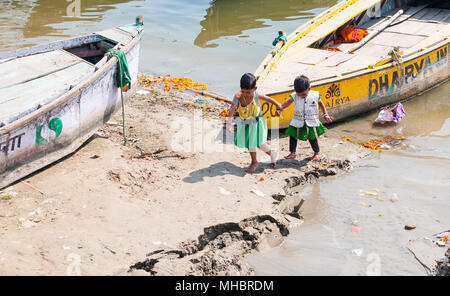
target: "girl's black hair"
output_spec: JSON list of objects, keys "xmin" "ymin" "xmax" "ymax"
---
[
  {"xmin": 294, "ymin": 75, "xmax": 310, "ymax": 92},
  {"xmin": 240, "ymin": 73, "xmax": 257, "ymax": 90}
]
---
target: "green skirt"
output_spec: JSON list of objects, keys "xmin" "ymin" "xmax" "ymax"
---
[
  {"xmin": 285, "ymin": 123, "xmax": 328, "ymax": 141},
  {"xmin": 235, "ymin": 116, "xmax": 268, "ymax": 149}
]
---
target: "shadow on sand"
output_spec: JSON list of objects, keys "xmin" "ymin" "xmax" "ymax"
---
[{"xmin": 183, "ymin": 156, "xmax": 313, "ymax": 184}]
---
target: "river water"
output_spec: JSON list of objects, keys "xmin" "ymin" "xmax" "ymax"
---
[{"xmin": 1, "ymin": 0, "xmax": 448, "ymax": 275}]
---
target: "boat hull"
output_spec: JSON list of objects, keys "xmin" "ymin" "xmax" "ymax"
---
[
  {"xmin": 262, "ymin": 41, "xmax": 449, "ymax": 129},
  {"xmin": 0, "ymin": 38, "xmax": 141, "ymax": 189}
]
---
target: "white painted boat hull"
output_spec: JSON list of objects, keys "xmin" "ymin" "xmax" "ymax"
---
[{"xmin": 0, "ymin": 29, "xmax": 142, "ymax": 189}]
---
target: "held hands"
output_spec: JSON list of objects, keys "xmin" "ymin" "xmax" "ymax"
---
[
  {"xmin": 275, "ymin": 103, "xmax": 283, "ymax": 117},
  {"xmin": 324, "ymin": 113, "xmax": 334, "ymax": 123}
]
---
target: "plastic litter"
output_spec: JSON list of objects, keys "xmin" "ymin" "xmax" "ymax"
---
[
  {"xmin": 436, "ymin": 241, "xmax": 446, "ymax": 247},
  {"xmin": 374, "ymin": 103, "xmax": 405, "ymax": 124},
  {"xmin": 136, "ymin": 90, "xmax": 150, "ymax": 95},
  {"xmin": 218, "ymin": 187, "xmax": 232, "ymax": 196},
  {"xmin": 251, "ymin": 187, "xmax": 264, "ymax": 197},
  {"xmin": 390, "ymin": 193, "xmax": 399, "ymax": 203},
  {"xmin": 19, "ymin": 218, "xmax": 37, "ymax": 228},
  {"xmin": 351, "ymin": 226, "xmax": 361, "ymax": 233},
  {"xmin": 352, "ymin": 248, "xmax": 364, "ymax": 256}
]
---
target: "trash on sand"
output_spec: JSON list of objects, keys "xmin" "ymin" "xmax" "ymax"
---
[
  {"xmin": 218, "ymin": 187, "xmax": 232, "ymax": 196},
  {"xmin": 390, "ymin": 193, "xmax": 399, "ymax": 203},
  {"xmin": 436, "ymin": 232, "xmax": 449, "ymax": 243},
  {"xmin": 405, "ymin": 224, "xmax": 416, "ymax": 230},
  {"xmin": 1, "ymin": 194, "xmax": 12, "ymax": 200},
  {"xmin": 152, "ymin": 241, "xmax": 162, "ymax": 246},
  {"xmin": 251, "ymin": 187, "xmax": 264, "ymax": 197},
  {"xmin": 374, "ymin": 103, "xmax": 405, "ymax": 124},
  {"xmin": 63, "ymin": 246, "xmax": 71, "ymax": 250},
  {"xmin": 41, "ymin": 199, "xmax": 55, "ymax": 205},
  {"xmin": 195, "ymin": 97, "xmax": 207, "ymax": 104},
  {"xmin": 358, "ymin": 189, "xmax": 379, "ymax": 197},
  {"xmin": 136, "ymin": 90, "xmax": 150, "ymax": 95},
  {"xmin": 19, "ymin": 218, "xmax": 37, "ymax": 228},
  {"xmin": 351, "ymin": 226, "xmax": 361, "ymax": 233},
  {"xmin": 352, "ymin": 248, "xmax": 364, "ymax": 256},
  {"xmin": 436, "ymin": 241, "xmax": 446, "ymax": 247}
]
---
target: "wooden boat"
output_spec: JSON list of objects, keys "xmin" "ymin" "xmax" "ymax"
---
[
  {"xmin": 0, "ymin": 18, "xmax": 143, "ymax": 189},
  {"xmin": 254, "ymin": 0, "xmax": 449, "ymax": 129}
]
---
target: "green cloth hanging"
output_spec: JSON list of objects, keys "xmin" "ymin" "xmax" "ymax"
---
[{"xmin": 107, "ymin": 49, "xmax": 132, "ymax": 88}]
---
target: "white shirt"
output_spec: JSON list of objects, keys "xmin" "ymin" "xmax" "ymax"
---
[{"xmin": 290, "ymin": 90, "xmax": 321, "ymax": 128}]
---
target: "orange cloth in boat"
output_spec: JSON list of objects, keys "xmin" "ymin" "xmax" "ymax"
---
[
  {"xmin": 340, "ymin": 25, "xmax": 369, "ymax": 43},
  {"xmin": 319, "ymin": 47, "xmax": 342, "ymax": 52}
]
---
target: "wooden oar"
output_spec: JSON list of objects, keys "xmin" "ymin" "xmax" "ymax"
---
[
  {"xmin": 343, "ymin": 9, "xmax": 404, "ymax": 55},
  {"xmin": 186, "ymin": 88, "xmax": 232, "ymax": 104}
]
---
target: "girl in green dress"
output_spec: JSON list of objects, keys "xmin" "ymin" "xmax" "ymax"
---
[
  {"xmin": 227, "ymin": 73, "xmax": 281, "ymax": 173},
  {"xmin": 277, "ymin": 75, "xmax": 334, "ymax": 161}
]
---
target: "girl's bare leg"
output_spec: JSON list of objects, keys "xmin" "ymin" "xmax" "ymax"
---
[
  {"xmin": 247, "ymin": 150, "xmax": 258, "ymax": 173},
  {"xmin": 259, "ymin": 143, "xmax": 278, "ymax": 168}
]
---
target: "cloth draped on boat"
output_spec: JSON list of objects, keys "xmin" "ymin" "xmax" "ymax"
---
[
  {"xmin": 107, "ymin": 49, "xmax": 132, "ymax": 88},
  {"xmin": 335, "ymin": 25, "xmax": 369, "ymax": 43}
]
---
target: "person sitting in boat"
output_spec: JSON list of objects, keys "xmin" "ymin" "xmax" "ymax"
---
[
  {"xmin": 227, "ymin": 73, "xmax": 281, "ymax": 173},
  {"xmin": 277, "ymin": 75, "xmax": 333, "ymax": 161},
  {"xmin": 272, "ymin": 30, "xmax": 287, "ymax": 47}
]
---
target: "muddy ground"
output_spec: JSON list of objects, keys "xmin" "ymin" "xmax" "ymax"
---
[{"xmin": 0, "ymin": 87, "xmax": 372, "ymax": 275}]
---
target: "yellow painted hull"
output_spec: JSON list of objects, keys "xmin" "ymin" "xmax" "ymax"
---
[{"xmin": 261, "ymin": 42, "xmax": 449, "ymax": 129}]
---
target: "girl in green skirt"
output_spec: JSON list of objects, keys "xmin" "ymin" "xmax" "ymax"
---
[
  {"xmin": 227, "ymin": 73, "xmax": 281, "ymax": 173},
  {"xmin": 277, "ymin": 75, "xmax": 333, "ymax": 161}
]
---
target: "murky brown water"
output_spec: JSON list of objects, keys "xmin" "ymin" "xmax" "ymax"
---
[
  {"xmin": 1, "ymin": 0, "xmax": 448, "ymax": 275},
  {"xmin": 246, "ymin": 82, "xmax": 450, "ymax": 275}
]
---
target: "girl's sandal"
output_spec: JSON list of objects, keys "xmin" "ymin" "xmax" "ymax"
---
[{"xmin": 284, "ymin": 153, "xmax": 296, "ymax": 159}]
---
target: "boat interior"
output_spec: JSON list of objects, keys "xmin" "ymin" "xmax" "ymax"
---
[
  {"xmin": 0, "ymin": 26, "xmax": 136, "ymax": 127},
  {"xmin": 259, "ymin": 0, "xmax": 449, "ymax": 93}
]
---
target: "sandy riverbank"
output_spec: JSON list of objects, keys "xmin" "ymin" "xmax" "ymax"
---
[{"xmin": 0, "ymin": 87, "xmax": 372, "ymax": 275}]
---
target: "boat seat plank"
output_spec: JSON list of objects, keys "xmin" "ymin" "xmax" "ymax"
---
[
  {"xmin": 415, "ymin": 8, "xmax": 442, "ymax": 21},
  {"xmin": 369, "ymin": 31, "xmax": 426, "ymax": 48},
  {"xmin": 347, "ymin": 42, "xmax": 393, "ymax": 58},
  {"xmin": 291, "ymin": 48, "xmax": 337, "ymax": 66},
  {"xmin": 0, "ymin": 62, "xmax": 94, "ymax": 124},
  {"xmin": 386, "ymin": 20, "xmax": 445, "ymax": 37},
  {"xmin": 319, "ymin": 52, "xmax": 357, "ymax": 67},
  {"xmin": 97, "ymin": 28, "xmax": 133, "ymax": 46},
  {"xmin": 0, "ymin": 49, "xmax": 87, "ymax": 89},
  {"xmin": 429, "ymin": 9, "xmax": 450, "ymax": 23}
]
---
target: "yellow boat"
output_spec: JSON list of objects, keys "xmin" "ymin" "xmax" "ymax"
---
[{"xmin": 254, "ymin": 0, "xmax": 449, "ymax": 129}]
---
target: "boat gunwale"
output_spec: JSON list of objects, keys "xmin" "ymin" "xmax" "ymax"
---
[
  {"xmin": 0, "ymin": 28, "xmax": 143, "ymax": 135},
  {"xmin": 254, "ymin": 0, "xmax": 383, "ymax": 83},
  {"xmin": 262, "ymin": 37, "xmax": 449, "ymax": 96},
  {"xmin": 0, "ymin": 34, "xmax": 105, "ymax": 61}
]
